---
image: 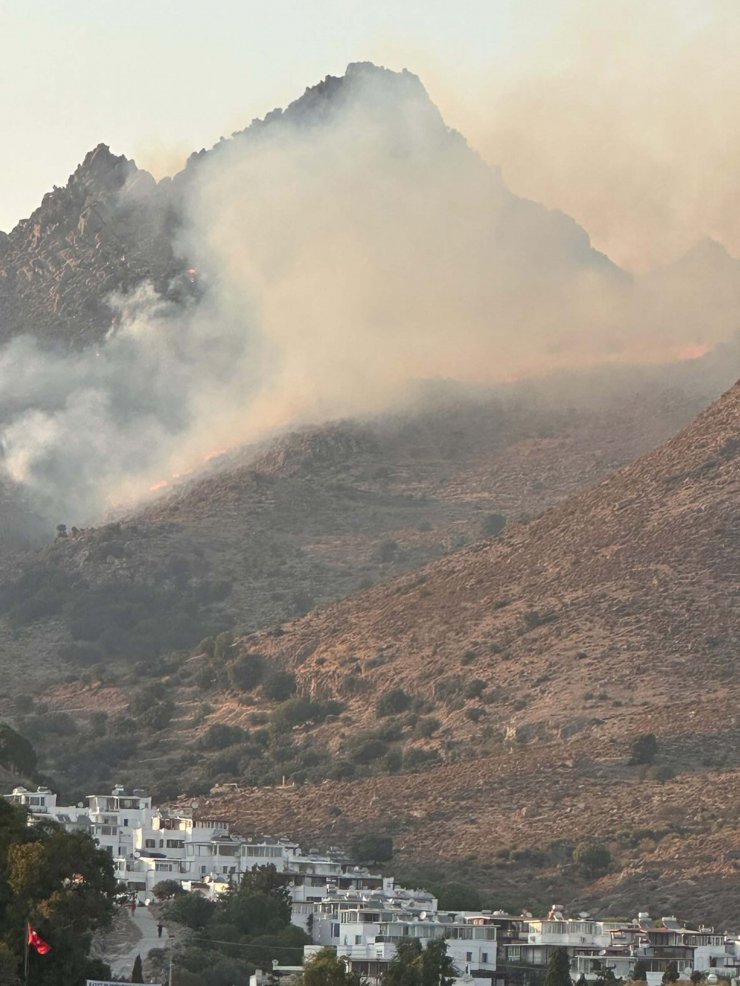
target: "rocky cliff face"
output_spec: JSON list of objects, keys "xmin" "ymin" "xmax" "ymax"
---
[{"xmin": 0, "ymin": 144, "xmax": 188, "ymax": 346}]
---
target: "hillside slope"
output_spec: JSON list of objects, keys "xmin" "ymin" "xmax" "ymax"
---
[
  {"xmin": 0, "ymin": 379, "xmax": 713, "ymax": 695},
  {"xmin": 236, "ymin": 381, "xmax": 738, "ymax": 753},
  {"xmin": 189, "ymin": 380, "xmax": 739, "ymax": 924}
]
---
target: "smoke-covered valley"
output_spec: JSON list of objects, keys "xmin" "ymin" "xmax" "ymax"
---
[{"xmin": 0, "ymin": 62, "xmax": 738, "ymax": 532}]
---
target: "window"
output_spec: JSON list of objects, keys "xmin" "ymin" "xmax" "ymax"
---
[
  {"xmin": 145, "ymin": 839, "xmax": 155, "ymax": 849},
  {"xmin": 482, "ymin": 954, "xmax": 489, "ymax": 964},
  {"xmin": 332, "ymin": 924, "xmax": 340, "ymax": 939},
  {"xmin": 466, "ymin": 953, "xmax": 473, "ymax": 963},
  {"xmin": 355, "ymin": 936, "xmax": 362, "ymax": 945},
  {"xmin": 123, "ymin": 819, "xmax": 129, "ymax": 827}
]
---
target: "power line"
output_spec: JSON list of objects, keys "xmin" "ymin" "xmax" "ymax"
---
[{"xmin": 186, "ymin": 936, "xmax": 306, "ymax": 956}]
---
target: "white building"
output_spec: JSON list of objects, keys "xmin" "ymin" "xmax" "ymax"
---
[{"xmin": 312, "ymin": 884, "xmax": 498, "ymax": 986}]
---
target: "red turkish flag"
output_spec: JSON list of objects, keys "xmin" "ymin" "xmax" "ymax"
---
[{"xmin": 27, "ymin": 927, "xmax": 51, "ymax": 955}]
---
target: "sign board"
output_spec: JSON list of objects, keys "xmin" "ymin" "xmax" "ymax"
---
[{"xmin": 87, "ymin": 982, "xmax": 162, "ymax": 986}]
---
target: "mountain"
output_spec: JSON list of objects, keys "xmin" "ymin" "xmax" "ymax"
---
[
  {"xmin": 0, "ymin": 145, "xmax": 187, "ymax": 347},
  {"xmin": 637, "ymin": 238, "xmax": 740, "ymax": 357},
  {"xmin": 0, "ymin": 381, "xmax": 735, "ymax": 923},
  {"xmin": 179, "ymin": 379, "xmax": 738, "ymax": 923},
  {"xmin": 0, "ymin": 375, "xmax": 714, "ymax": 694},
  {"xmin": 0, "ymin": 62, "xmax": 738, "ymax": 923},
  {"xmin": 243, "ymin": 379, "xmax": 738, "ymax": 751},
  {"xmin": 0, "ymin": 62, "xmax": 618, "ymax": 353}
]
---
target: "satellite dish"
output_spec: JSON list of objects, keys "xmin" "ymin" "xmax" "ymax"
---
[
  {"xmin": 134, "ymin": 851, "xmax": 141, "ymax": 858},
  {"xmin": 420, "ymin": 912, "xmax": 428, "ymax": 920}
]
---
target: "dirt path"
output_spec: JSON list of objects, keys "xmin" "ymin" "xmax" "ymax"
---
[{"xmin": 96, "ymin": 904, "xmax": 170, "ymax": 979}]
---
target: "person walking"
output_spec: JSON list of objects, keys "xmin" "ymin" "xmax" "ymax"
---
[{"xmin": 157, "ymin": 923, "xmax": 163, "ymax": 939}]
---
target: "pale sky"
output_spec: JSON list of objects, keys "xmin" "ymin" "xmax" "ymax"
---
[{"xmin": 2, "ymin": 0, "xmax": 739, "ymax": 269}]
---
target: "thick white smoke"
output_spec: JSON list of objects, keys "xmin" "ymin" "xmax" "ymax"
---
[{"xmin": 0, "ymin": 63, "xmax": 738, "ymax": 529}]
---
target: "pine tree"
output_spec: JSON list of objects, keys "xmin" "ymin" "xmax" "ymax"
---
[
  {"xmin": 544, "ymin": 948, "xmax": 572, "ymax": 986},
  {"xmin": 662, "ymin": 962, "xmax": 679, "ymax": 984},
  {"xmin": 632, "ymin": 960, "xmax": 648, "ymax": 982},
  {"xmin": 131, "ymin": 954, "xmax": 144, "ymax": 984}
]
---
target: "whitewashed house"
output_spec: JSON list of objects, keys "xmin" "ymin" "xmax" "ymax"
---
[{"xmin": 311, "ymin": 883, "xmax": 498, "ymax": 986}]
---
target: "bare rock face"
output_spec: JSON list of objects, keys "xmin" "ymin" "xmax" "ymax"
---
[{"xmin": 0, "ymin": 144, "xmax": 187, "ymax": 347}]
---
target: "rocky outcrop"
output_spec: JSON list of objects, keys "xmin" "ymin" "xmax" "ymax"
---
[{"xmin": 0, "ymin": 144, "xmax": 187, "ymax": 347}]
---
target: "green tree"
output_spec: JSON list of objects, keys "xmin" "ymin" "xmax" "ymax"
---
[
  {"xmin": 420, "ymin": 940, "xmax": 454, "ymax": 986},
  {"xmin": 632, "ymin": 960, "xmax": 648, "ymax": 982},
  {"xmin": 481, "ymin": 513, "xmax": 506, "ymax": 538},
  {"xmin": 572, "ymin": 842, "xmax": 612, "ymax": 878},
  {"xmin": 0, "ymin": 724, "xmax": 37, "ymax": 775},
  {"xmin": 385, "ymin": 938, "xmax": 423, "ymax": 986},
  {"xmin": 351, "ymin": 835, "xmax": 393, "ymax": 863},
  {"xmin": 131, "ymin": 954, "xmax": 144, "ymax": 983},
  {"xmin": 152, "ymin": 879, "xmax": 185, "ymax": 901},
  {"xmin": 304, "ymin": 948, "xmax": 367, "ymax": 986},
  {"xmin": 0, "ymin": 804, "xmax": 116, "ymax": 986},
  {"xmin": 0, "ymin": 943, "xmax": 20, "ymax": 986},
  {"xmin": 385, "ymin": 939, "xmax": 454, "ymax": 986},
  {"xmin": 213, "ymin": 632, "xmax": 234, "ymax": 663},
  {"xmin": 662, "ymin": 962, "xmax": 679, "ymax": 984},
  {"xmin": 164, "ymin": 893, "xmax": 216, "ymax": 929},
  {"xmin": 238, "ymin": 864, "xmax": 291, "ymax": 923},
  {"xmin": 429, "ymin": 883, "xmax": 482, "ymax": 911},
  {"xmin": 630, "ymin": 733, "xmax": 658, "ymax": 765},
  {"xmin": 376, "ymin": 689, "xmax": 411, "ymax": 717},
  {"xmin": 228, "ymin": 654, "xmax": 265, "ymax": 692},
  {"xmin": 544, "ymin": 948, "xmax": 572, "ymax": 986},
  {"xmin": 263, "ymin": 671, "xmax": 297, "ymax": 702}
]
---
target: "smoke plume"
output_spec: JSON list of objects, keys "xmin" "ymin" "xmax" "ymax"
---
[{"xmin": 0, "ymin": 62, "xmax": 738, "ymax": 530}]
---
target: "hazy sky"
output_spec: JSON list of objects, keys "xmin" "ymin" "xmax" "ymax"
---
[{"xmin": 2, "ymin": 0, "xmax": 739, "ymax": 269}]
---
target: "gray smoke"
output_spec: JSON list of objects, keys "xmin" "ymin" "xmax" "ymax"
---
[{"xmin": 0, "ymin": 63, "xmax": 738, "ymax": 531}]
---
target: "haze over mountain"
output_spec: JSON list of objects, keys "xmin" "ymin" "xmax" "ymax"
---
[
  {"xmin": 0, "ymin": 61, "xmax": 738, "ymax": 927},
  {"xmin": 3, "ymin": 378, "xmax": 735, "ymax": 925},
  {"xmin": 0, "ymin": 62, "xmax": 738, "ymax": 538}
]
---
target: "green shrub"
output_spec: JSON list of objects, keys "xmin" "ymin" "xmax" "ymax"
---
[
  {"xmin": 649, "ymin": 764, "xmax": 676, "ymax": 784},
  {"xmin": 352, "ymin": 835, "xmax": 393, "ymax": 862},
  {"xmin": 523, "ymin": 609, "xmax": 558, "ymax": 630},
  {"xmin": 152, "ymin": 879, "xmax": 185, "ymax": 900},
  {"xmin": 464, "ymin": 678, "xmax": 487, "ymax": 699},
  {"xmin": 412, "ymin": 716, "xmax": 440, "ymax": 739},
  {"xmin": 376, "ymin": 539, "xmax": 399, "ymax": 563},
  {"xmin": 402, "ymin": 747, "xmax": 441, "ymax": 770},
  {"xmin": 481, "ymin": 513, "xmax": 506, "ymax": 538},
  {"xmin": 228, "ymin": 654, "xmax": 265, "ymax": 691},
  {"xmin": 435, "ymin": 675, "xmax": 465, "ymax": 703},
  {"xmin": 263, "ymin": 671, "xmax": 297, "ymax": 702},
  {"xmin": 272, "ymin": 697, "xmax": 342, "ymax": 730},
  {"xmin": 346, "ymin": 736, "xmax": 390, "ymax": 764},
  {"xmin": 213, "ymin": 632, "xmax": 234, "ymax": 663},
  {"xmin": 629, "ymin": 733, "xmax": 658, "ymax": 765},
  {"xmin": 572, "ymin": 842, "xmax": 612, "ymax": 877},
  {"xmin": 197, "ymin": 724, "xmax": 247, "ymax": 751},
  {"xmin": 376, "ymin": 688, "xmax": 412, "ymax": 717},
  {"xmin": 138, "ymin": 700, "xmax": 175, "ymax": 732}
]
